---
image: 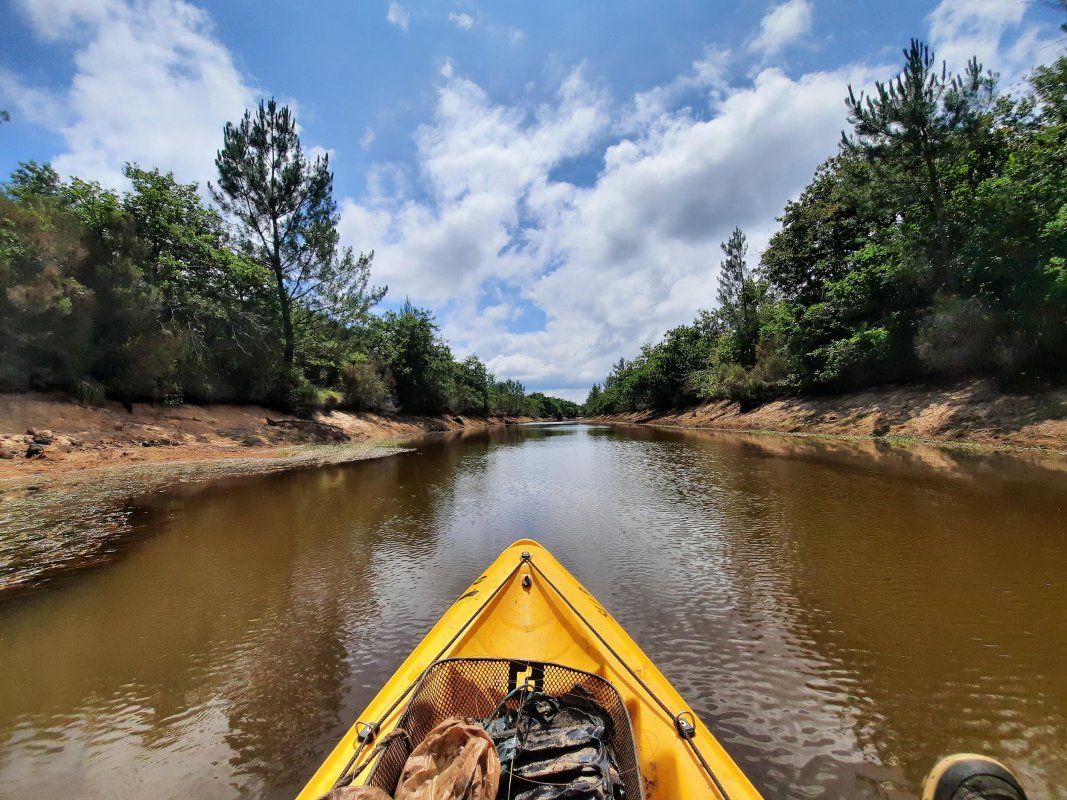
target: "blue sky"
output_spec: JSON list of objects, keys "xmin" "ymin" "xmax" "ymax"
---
[{"xmin": 1, "ymin": 0, "xmax": 1063, "ymax": 400}]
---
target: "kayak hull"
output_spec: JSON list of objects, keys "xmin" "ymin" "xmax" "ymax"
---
[{"xmin": 296, "ymin": 539, "xmax": 763, "ymax": 800}]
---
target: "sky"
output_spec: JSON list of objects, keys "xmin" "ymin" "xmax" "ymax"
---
[{"xmin": 1, "ymin": 0, "xmax": 1063, "ymax": 401}]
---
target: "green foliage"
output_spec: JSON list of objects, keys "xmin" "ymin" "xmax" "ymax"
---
[
  {"xmin": 490, "ymin": 378, "xmax": 529, "ymax": 416},
  {"xmin": 371, "ymin": 301, "xmax": 454, "ymax": 414},
  {"xmin": 843, "ymin": 40, "xmax": 1001, "ymax": 291},
  {"xmin": 340, "ymin": 356, "xmax": 396, "ymax": 413},
  {"xmin": 451, "ymin": 355, "xmax": 491, "ymax": 415},
  {"xmin": 587, "ymin": 48, "xmax": 1067, "ymax": 413},
  {"xmin": 526, "ymin": 392, "xmax": 581, "ymax": 420},
  {"xmin": 716, "ymin": 227, "xmax": 762, "ymax": 368},
  {"xmin": 1, "ymin": 118, "xmax": 569, "ymax": 420},
  {"xmin": 211, "ymin": 98, "xmax": 385, "ymax": 377}
]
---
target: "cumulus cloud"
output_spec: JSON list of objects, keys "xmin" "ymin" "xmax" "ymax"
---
[
  {"xmin": 927, "ymin": 0, "xmax": 1057, "ymax": 86},
  {"xmin": 13, "ymin": 0, "xmax": 116, "ymax": 41},
  {"xmin": 359, "ymin": 127, "xmax": 376, "ymax": 149},
  {"xmin": 339, "ymin": 57, "xmax": 879, "ymax": 398},
  {"xmin": 749, "ymin": 0, "xmax": 813, "ymax": 57},
  {"xmin": 448, "ymin": 12, "xmax": 475, "ymax": 30},
  {"xmin": 340, "ymin": 0, "xmax": 1060, "ymax": 399},
  {"xmin": 386, "ymin": 1, "xmax": 410, "ymax": 31},
  {"xmin": 6, "ymin": 0, "xmax": 256, "ymax": 188}
]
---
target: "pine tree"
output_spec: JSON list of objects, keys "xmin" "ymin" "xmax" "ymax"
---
[
  {"xmin": 842, "ymin": 40, "xmax": 997, "ymax": 291},
  {"xmin": 717, "ymin": 227, "xmax": 759, "ymax": 367},
  {"xmin": 211, "ymin": 98, "xmax": 384, "ymax": 374}
]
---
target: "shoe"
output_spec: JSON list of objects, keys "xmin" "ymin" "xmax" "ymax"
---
[{"xmin": 922, "ymin": 754, "xmax": 1028, "ymax": 800}]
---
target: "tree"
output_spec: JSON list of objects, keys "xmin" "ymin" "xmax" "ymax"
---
[
  {"xmin": 122, "ymin": 165, "xmax": 277, "ymax": 400},
  {"xmin": 212, "ymin": 98, "xmax": 384, "ymax": 374},
  {"xmin": 372, "ymin": 301, "xmax": 454, "ymax": 414},
  {"xmin": 760, "ymin": 156, "xmax": 873, "ymax": 306},
  {"xmin": 490, "ymin": 378, "xmax": 528, "ymax": 416},
  {"xmin": 716, "ymin": 227, "xmax": 761, "ymax": 367},
  {"xmin": 6, "ymin": 161, "xmax": 62, "ymax": 204},
  {"xmin": 451, "ymin": 354, "xmax": 491, "ymax": 415},
  {"xmin": 843, "ymin": 40, "xmax": 998, "ymax": 291}
]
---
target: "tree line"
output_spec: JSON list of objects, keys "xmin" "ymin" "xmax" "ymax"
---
[
  {"xmin": 585, "ymin": 44, "xmax": 1067, "ymax": 415},
  {"xmin": 0, "ymin": 101, "xmax": 579, "ymax": 420}
]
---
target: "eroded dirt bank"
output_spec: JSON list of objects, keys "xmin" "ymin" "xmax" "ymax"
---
[
  {"xmin": 0, "ymin": 393, "xmax": 533, "ymax": 593},
  {"xmin": 0, "ymin": 393, "xmax": 533, "ymax": 485},
  {"xmin": 592, "ymin": 379, "xmax": 1067, "ymax": 453}
]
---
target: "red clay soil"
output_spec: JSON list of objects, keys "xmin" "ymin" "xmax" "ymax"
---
[{"xmin": 592, "ymin": 379, "xmax": 1067, "ymax": 453}]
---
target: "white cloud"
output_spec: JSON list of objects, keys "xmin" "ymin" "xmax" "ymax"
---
[
  {"xmin": 340, "ymin": 58, "xmax": 877, "ymax": 393},
  {"xmin": 6, "ymin": 0, "xmax": 256, "ymax": 188},
  {"xmin": 336, "ymin": 3, "xmax": 1058, "ymax": 396},
  {"xmin": 927, "ymin": 0, "xmax": 1056, "ymax": 86},
  {"xmin": 750, "ymin": 0, "xmax": 813, "ymax": 57},
  {"xmin": 508, "ymin": 28, "xmax": 525, "ymax": 47},
  {"xmin": 0, "ymin": 69, "xmax": 67, "ymax": 128},
  {"xmin": 359, "ymin": 127, "xmax": 376, "ymax": 149},
  {"xmin": 386, "ymin": 1, "xmax": 409, "ymax": 31},
  {"xmin": 440, "ymin": 57, "xmax": 455, "ymax": 79},
  {"xmin": 307, "ymin": 145, "xmax": 335, "ymax": 164},
  {"xmin": 448, "ymin": 12, "xmax": 475, "ymax": 30},
  {"xmin": 14, "ymin": 0, "xmax": 116, "ymax": 41}
]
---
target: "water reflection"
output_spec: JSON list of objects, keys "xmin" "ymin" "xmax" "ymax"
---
[{"xmin": 0, "ymin": 424, "xmax": 1065, "ymax": 800}]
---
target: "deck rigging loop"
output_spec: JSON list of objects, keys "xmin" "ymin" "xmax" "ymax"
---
[
  {"xmin": 336, "ymin": 729, "xmax": 412, "ymax": 788},
  {"xmin": 525, "ymin": 555, "xmax": 734, "ymax": 800},
  {"xmin": 674, "ymin": 711, "xmax": 697, "ymax": 739},
  {"xmin": 356, "ymin": 721, "xmax": 380, "ymax": 743}
]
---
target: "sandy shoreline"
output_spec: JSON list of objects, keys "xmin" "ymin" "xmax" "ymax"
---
[
  {"xmin": 0, "ymin": 393, "xmax": 533, "ymax": 489},
  {"xmin": 591, "ymin": 379, "xmax": 1067, "ymax": 455},
  {"xmin": 0, "ymin": 393, "xmax": 535, "ymax": 594}
]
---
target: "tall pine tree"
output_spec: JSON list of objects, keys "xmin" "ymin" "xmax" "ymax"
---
[
  {"xmin": 211, "ymin": 98, "xmax": 384, "ymax": 374},
  {"xmin": 717, "ymin": 227, "xmax": 760, "ymax": 367}
]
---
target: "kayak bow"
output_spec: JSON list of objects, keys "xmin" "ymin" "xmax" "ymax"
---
[{"xmin": 297, "ymin": 539, "xmax": 763, "ymax": 800}]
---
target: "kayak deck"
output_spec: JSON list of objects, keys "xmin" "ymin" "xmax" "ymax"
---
[
  {"xmin": 296, "ymin": 539, "xmax": 763, "ymax": 800},
  {"xmin": 364, "ymin": 657, "xmax": 644, "ymax": 796}
]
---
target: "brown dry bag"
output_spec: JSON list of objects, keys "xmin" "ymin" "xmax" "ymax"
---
[{"xmin": 395, "ymin": 718, "xmax": 501, "ymax": 800}]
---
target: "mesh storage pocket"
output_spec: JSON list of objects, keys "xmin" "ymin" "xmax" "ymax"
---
[{"xmin": 365, "ymin": 658, "xmax": 644, "ymax": 799}]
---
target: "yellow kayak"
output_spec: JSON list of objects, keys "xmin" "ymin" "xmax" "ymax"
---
[{"xmin": 297, "ymin": 539, "xmax": 763, "ymax": 800}]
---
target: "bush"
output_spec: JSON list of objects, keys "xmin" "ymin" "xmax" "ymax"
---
[
  {"xmin": 268, "ymin": 369, "xmax": 322, "ymax": 415},
  {"xmin": 813, "ymin": 326, "xmax": 891, "ymax": 387},
  {"xmin": 318, "ymin": 388, "xmax": 343, "ymax": 412},
  {"xmin": 75, "ymin": 380, "xmax": 106, "ymax": 406},
  {"xmin": 914, "ymin": 296, "xmax": 995, "ymax": 377},
  {"xmin": 696, "ymin": 361, "xmax": 761, "ymax": 403},
  {"xmin": 340, "ymin": 359, "xmax": 396, "ymax": 413}
]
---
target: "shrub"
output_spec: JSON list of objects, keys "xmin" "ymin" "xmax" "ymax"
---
[
  {"xmin": 268, "ymin": 368, "xmax": 322, "ymax": 415},
  {"xmin": 813, "ymin": 326, "xmax": 891, "ymax": 386},
  {"xmin": 75, "ymin": 380, "xmax": 106, "ymax": 406},
  {"xmin": 914, "ymin": 296, "xmax": 995, "ymax": 377},
  {"xmin": 340, "ymin": 358, "xmax": 396, "ymax": 413}
]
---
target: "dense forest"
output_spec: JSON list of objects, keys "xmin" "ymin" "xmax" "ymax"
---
[
  {"xmin": 0, "ymin": 102, "xmax": 579, "ymax": 420},
  {"xmin": 585, "ymin": 45, "xmax": 1067, "ymax": 415}
]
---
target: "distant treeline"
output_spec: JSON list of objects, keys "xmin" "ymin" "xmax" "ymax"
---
[
  {"xmin": 0, "ymin": 103, "xmax": 579, "ymax": 420},
  {"xmin": 586, "ymin": 45, "xmax": 1067, "ymax": 415}
]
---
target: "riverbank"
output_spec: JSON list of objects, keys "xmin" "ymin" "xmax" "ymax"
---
[
  {"xmin": 0, "ymin": 393, "xmax": 536, "ymax": 593},
  {"xmin": 591, "ymin": 379, "xmax": 1067, "ymax": 453},
  {"xmin": 0, "ymin": 392, "xmax": 533, "ymax": 487}
]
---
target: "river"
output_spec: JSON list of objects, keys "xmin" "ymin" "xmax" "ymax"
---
[{"xmin": 0, "ymin": 423, "xmax": 1065, "ymax": 799}]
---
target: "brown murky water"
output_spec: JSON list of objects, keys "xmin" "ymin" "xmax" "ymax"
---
[{"xmin": 1, "ymin": 423, "xmax": 1065, "ymax": 799}]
